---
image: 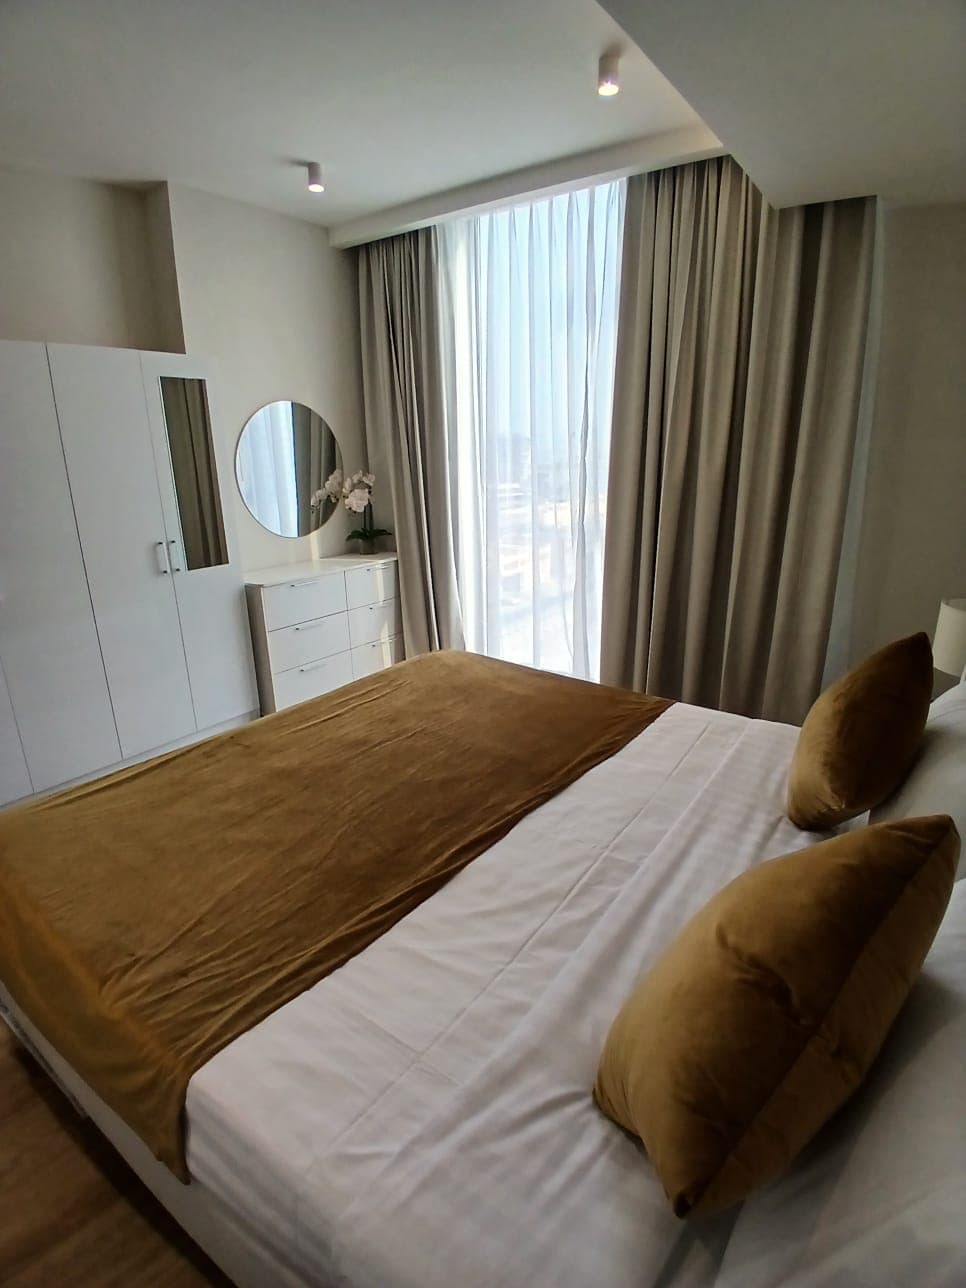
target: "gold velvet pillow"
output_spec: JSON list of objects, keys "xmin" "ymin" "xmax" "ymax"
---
[
  {"xmin": 786, "ymin": 633, "xmax": 934, "ymax": 830},
  {"xmin": 593, "ymin": 815, "xmax": 959, "ymax": 1219}
]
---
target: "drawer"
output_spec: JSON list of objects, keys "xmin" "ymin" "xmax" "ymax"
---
[
  {"xmin": 351, "ymin": 635, "xmax": 404, "ymax": 680},
  {"xmin": 272, "ymin": 651, "xmax": 354, "ymax": 710},
  {"xmin": 348, "ymin": 598, "xmax": 402, "ymax": 648},
  {"xmin": 345, "ymin": 561, "xmax": 399, "ymax": 610},
  {"xmin": 267, "ymin": 612, "xmax": 350, "ymax": 674},
  {"xmin": 262, "ymin": 573, "xmax": 347, "ymax": 632}
]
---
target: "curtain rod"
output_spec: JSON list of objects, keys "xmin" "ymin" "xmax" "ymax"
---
[{"xmin": 327, "ymin": 123, "xmax": 723, "ymax": 249}]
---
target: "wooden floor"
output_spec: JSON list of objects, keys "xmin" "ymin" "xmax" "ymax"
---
[{"xmin": 0, "ymin": 1024, "xmax": 230, "ymax": 1287}]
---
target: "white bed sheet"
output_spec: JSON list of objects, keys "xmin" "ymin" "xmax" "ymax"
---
[
  {"xmin": 718, "ymin": 880, "xmax": 966, "ymax": 1288},
  {"xmin": 188, "ymin": 702, "xmax": 838, "ymax": 1287}
]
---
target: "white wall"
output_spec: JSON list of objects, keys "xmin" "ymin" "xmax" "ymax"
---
[
  {"xmin": 0, "ymin": 167, "xmax": 161, "ymax": 350},
  {"xmin": 850, "ymin": 203, "xmax": 966, "ymax": 669},
  {"xmin": 165, "ymin": 184, "xmax": 365, "ymax": 571}
]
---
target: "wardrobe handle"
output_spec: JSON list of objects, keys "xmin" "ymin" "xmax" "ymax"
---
[
  {"xmin": 155, "ymin": 542, "xmax": 170, "ymax": 575},
  {"xmin": 168, "ymin": 539, "xmax": 183, "ymax": 573}
]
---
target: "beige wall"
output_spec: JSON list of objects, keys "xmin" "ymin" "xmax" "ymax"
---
[
  {"xmin": 0, "ymin": 167, "xmax": 162, "ymax": 350},
  {"xmin": 11, "ymin": 168, "xmax": 955, "ymax": 642},
  {"xmin": 850, "ymin": 204, "xmax": 966, "ymax": 672},
  {"xmin": 0, "ymin": 168, "xmax": 365, "ymax": 573},
  {"xmin": 143, "ymin": 183, "xmax": 185, "ymax": 353},
  {"xmin": 165, "ymin": 184, "xmax": 365, "ymax": 571}
]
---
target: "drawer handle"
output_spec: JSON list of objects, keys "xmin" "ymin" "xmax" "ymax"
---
[
  {"xmin": 293, "ymin": 622, "xmax": 330, "ymax": 632},
  {"xmin": 299, "ymin": 659, "xmax": 333, "ymax": 674},
  {"xmin": 285, "ymin": 574, "xmax": 341, "ymax": 588}
]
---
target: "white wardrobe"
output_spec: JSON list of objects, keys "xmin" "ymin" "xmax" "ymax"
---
[{"xmin": 0, "ymin": 340, "xmax": 258, "ymax": 807}]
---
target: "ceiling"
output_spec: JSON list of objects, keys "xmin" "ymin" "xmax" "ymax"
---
[
  {"xmin": 600, "ymin": 0, "xmax": 966, "ymax": 207},
  {"xmin": 0, "ymin": 0, "xmax": 703, "ymax": 227}
]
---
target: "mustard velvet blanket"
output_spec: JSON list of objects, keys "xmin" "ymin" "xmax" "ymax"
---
[{"xmin": 0, "ymin": 651, "xmax": 671, "ymax": 1178}]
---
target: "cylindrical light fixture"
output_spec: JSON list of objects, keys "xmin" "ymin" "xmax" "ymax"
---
[
  {"xmin": 306, "ymin": 161, "xmax": 324, "ymax": 193},
  {"xmin": 933, "ymin": 596, "xmax": 966, "ymax": 678},
  {"xmin": 598, "ymin": 52, "xmax": 620, "ymax": 97}
]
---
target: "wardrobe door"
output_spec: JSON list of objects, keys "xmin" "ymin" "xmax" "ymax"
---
[
  {"xmin": 0, "ymin": 341, "xmax": 121, "ymax": 791},
  {"xmin": 140, "ymin": 353, "xmax": 257, "ymax": 730},
  {"xmin": 0, "ymin": 661, "xmax": 32, "ymax": 806},
  {"xmin": 47, "ymin": 344, "xmax": 196, "ymax": 758}
]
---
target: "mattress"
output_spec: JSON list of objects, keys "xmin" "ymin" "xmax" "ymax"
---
[{"xmin": 186, "ymin": 703, "xmax": 840, "ymax": 1286}]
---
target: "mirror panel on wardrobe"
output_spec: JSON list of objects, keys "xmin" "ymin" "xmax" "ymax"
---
[
  {"xmin": 141, "ymin": 353, "xmax": 258, "ymax": 734},
  {"xmin": 158, "ymin": 376, "xmax": 229, "ymax": 571}
]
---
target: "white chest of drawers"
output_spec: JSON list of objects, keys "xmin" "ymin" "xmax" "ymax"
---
[{"xmin": 245, "ymin": 555, "xmax": 403, "ymax": 714}]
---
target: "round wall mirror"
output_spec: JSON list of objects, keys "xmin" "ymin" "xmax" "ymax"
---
[{"xmin": 235, "ymin": 401, "xmax": 343, "ymax": 538}]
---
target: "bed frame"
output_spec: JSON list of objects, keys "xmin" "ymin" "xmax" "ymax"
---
[{"xmin": 1, "ymin": 983, "xmax": 305, "ymax": 1288}]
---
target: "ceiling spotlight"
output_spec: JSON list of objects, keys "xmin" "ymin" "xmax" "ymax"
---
[
  {"xmin": 597, "ymin": 52, "xmax": 620, "ymax": 97},
  {"xmin": 306, "ymin": 161, "xmax": 324, "ymax": 193}
]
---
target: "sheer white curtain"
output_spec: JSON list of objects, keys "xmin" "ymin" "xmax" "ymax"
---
[
  {"xmin": 235, "ymin": 401, "xmax": 299, "ymax": 537},
  {"xmin": 439, "ymin": 180, "xmax": 625, "ymax": 679}
]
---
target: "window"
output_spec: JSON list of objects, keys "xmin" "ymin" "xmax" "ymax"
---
[{"xmin": 439, "ymin": 180, "xmax": 626, "ymax": 680}]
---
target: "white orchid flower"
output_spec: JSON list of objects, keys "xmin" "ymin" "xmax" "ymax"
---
[{"xmin": 344, "ymin": 487, "xmax": 370, "ymax": 514}]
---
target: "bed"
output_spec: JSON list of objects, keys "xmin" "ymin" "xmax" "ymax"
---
[{"xmin": 1, "ymin": 654, "xmax": 964, "ymax": 1287}]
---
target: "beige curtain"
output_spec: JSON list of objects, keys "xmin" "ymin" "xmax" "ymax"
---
[
  {"xmin": 600, "ymin": 158, "xmax": 875, "ymax": 723},
  {"xmin": 359, "ymin": 229, "xmax": 464, "ymax": 654},
  {"xmin": 292, "ymin": 402, "xmax": 315, "ymax": 536}
]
